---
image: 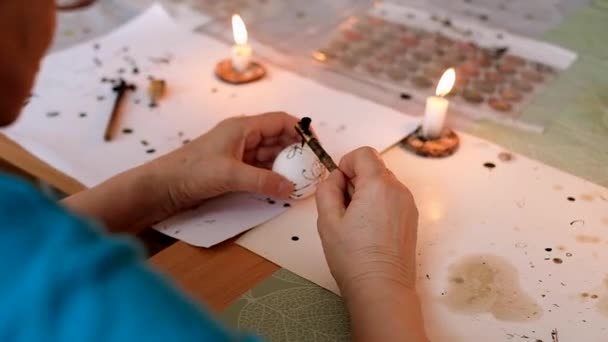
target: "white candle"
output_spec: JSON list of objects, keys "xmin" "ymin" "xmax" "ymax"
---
[
  {"xmin": 231, "ymin": 14, "xmax": 252, "ymax": 73},
  {"xmin": 421, "ymin": 68, "xmax": 456, "ymax": 139},
  {"xmin": 422, "ymin": 96, "xmax": 448, "ymax": 138}
]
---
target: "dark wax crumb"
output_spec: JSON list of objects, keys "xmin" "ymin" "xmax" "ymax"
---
[
  {"xmin": 146, "ymin": 149, "xmax": 156, "ymax": 154},
  {"xmin": 132, "ymin": 68, "xmax": 139, "ymax": 74},
  {"xmin": 483, "ymin": 162, "xmax": 496, "ymax": 169},
  {"xmin": 141, "ymin": 140, "xmax": 149, "ymax": 146},
  {"xmin": 79, "ymin": 112, "xmax": 87, "ymax": 118},
  {"xmin": 545, "ymin": 248, "xmax": 552, "ymax": 252},
  {"xmin": 122, "ymin": 128, "xmax": 133, "ymax": 134},
  {"xmin": 400, "ymin": 93, "xmax": 412, "ymax": 100},
  {"xmin": 291, "ymin": 236, "xmax": 299, "ymax": 241},
  {"xmin": 552, "ymin": 258, "xmax": 563, "ymax": 264},
  {"xmin": 283, "ymin": 203, "xmax": 291, "ymax": 208},
  {"xmin": 567, "ymin": 196, "xmax": 576, "ymax": 202},
  {"xmin": 46, "ymin": 111, "xmax": 60, "ymax": 118}
]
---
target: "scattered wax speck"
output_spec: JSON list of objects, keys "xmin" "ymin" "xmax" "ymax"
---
[
  {"xmin": 592, "ymin": 294, "xmax": 599, "ymax": 299},
  {"xmin": 567, "ymin": 196, "xmax": 576, "ymax": 202},
  {"xmin": 146, "ymin": 149, "xmax": 156, "ymax": 154},
  {"xmin": 141, "ymin": 140, "xmax": 149, "ymax": 146},
  {"xmin": 545, "ymin": 248, "xmax": 552, "ymax": 252},
  {"xmin": 122, "ymin": 128, "xmax": 133, "ymax": 134},
  {"xmin": 79, "ymin": 112, "xmax": 87, "ymax": 118},
  {"xmin": 46, "ymin": 111, "xmax": 60, "ymax": 118},
  {"xmin": 483, "ymin": 162, "xmax": 496, "ymax": 169},
  {"xmin": 291, "ymin": 236, "xmax": 299, "ymax": 241},
  {"xmin": 566, "ymin": 252, "xmax": 573, "ymax": 257},
  {"xmin": 283, "ymin": 203, "xmax": 291, "ymax": 208},
  {"xmin": 182, "ymin": 139, "xmax": 191, "ymax": 145},
  {"xmin": 132, "ymin": 68, "xmax": 139, "ymax": 75},
  {"xmin": 400, "ymin": 92, "xmax": 412, "ymax": 100},
  {"xmin": 570, "ymin": 219, "xmax": 585, "ymax": 227},
  {"xmin": 552, "ymin": 258, "xmax": 563, "ymax": 264},
  {"xmin": 97, "ymin": 95, "xmax": 105, "ymax": 101},
  {"xmin": 582, "ymin": 292, "xmax": 590, "ymax": 298}
]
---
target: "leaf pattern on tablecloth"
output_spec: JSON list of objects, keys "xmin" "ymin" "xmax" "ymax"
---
[
  {"xmin": 271, "ymin": 268, "xmax": 315, "ymax": 286},
  {"xmin": 236, "ymin": 287, "xmax": 350, "ymax": 342}
]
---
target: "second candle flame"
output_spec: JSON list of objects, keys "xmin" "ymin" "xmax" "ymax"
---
[
  {"xmin": 232, "ymin": 14, "xmax": 248, "ymax": 45},
  {"xmin": 436, "ymin": 68, "xmax": 456, "ymax": 97}
]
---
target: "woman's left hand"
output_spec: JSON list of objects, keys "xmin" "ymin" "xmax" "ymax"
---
[
  {"xmin": 151, "ymin": 111, "xmax": 300, "ymax": 215},
  {"xmin": 63, "ymin": 111, "xmax": 300, "ymax": 233}
]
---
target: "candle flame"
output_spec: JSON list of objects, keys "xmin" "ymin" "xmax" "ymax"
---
[
  {"xmin": 436, "ymin": 68, "xmax": 456, "ymax": 97},
  {"xmin": 232, "ymin": 14, "xmax": 248, "ymax": 45}
]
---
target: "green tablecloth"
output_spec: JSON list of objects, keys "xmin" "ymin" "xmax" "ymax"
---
[{"xmin": 219, "ymin": 2, "xmax": 608, "ymax": 340}]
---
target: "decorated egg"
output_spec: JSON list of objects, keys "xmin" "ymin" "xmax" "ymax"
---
[{"xmin": 272, "ymin": 143, "xmax": 327, "ymax": 199}]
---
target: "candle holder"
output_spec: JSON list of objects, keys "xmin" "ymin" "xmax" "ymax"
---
[
  {"xmin": 401, "ymin": 126, "xmax": 460, "ymax": 158},
  {"xmin": 215, "ymin": 59, "xmax": 266, "ymax": 85}
]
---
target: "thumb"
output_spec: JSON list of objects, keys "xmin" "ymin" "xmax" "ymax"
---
[{"xmin": 229, "ymin": 162, "xmax": 294, "ymax": 198}]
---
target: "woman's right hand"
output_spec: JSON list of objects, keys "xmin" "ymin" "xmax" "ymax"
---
[
  {"xmin": 315, "ymin": 147, "xmax": 419, "ymax": 295},
  {"xmin": 315, "ymin": 147, "xmax": 427, "ymax": 341}
]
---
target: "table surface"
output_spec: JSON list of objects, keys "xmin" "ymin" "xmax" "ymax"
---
[{"xmin": 1, "ymin": 0, "xmax": 608, "ymax": 323}]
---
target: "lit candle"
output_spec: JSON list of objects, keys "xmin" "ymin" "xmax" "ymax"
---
[
  {"xmin": 231, "ymin": 14, "xmax": 252, "ymax": 73},
  {"xmin": 421, "ymin": 68, "xmax": 456, "ymax": 139}
]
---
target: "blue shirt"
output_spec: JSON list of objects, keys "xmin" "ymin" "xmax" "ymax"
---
[{"xmin": 0, "ymin": 174, "xmax": 256, "ymax": 342}]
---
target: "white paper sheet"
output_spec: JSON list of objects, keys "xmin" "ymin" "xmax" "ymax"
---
[
  {"xmin": 238, "ymin": 134, "xmax": 608, "ymax": 340},
  {"xmin": 3, "ymin": 5, "xmax": 417, "ymax": 247}
]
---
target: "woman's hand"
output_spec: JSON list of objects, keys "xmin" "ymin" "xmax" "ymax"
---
[
  {"xmin": 316, "ymin": 147, "xmax": 418, "ymax": 294},
  {"xmin": 153, "ymin": 111, "xmax": 300, "ymax": 215},
  {"xmin": 63, "ymin": 112, "xmax": 300, "ymax": 234},
  {"xmin": 315, "ymin": 147, "xmax": 427, "ymax": 342}
]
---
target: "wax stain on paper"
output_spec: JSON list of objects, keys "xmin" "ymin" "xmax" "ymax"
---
[{"xmin": 444, "ymin": 254, "xmax": 542, "ymax": 322}]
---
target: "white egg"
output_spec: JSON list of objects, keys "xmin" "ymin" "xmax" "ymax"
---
[{"xmin": 272, "ymin": 143, "xmax": 327, "ymax": 199}]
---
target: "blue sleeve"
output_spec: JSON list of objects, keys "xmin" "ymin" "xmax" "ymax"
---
[{"xmin": 0, "ymin": 175, "xmax": 259, "ymax": 342}]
